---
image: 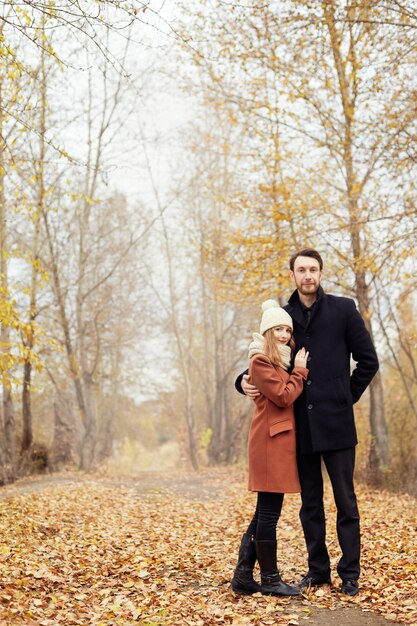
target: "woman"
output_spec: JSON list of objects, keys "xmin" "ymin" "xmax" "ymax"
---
[{"xmin": 231, "ymin": 299, "xmax": 309, "ymax": 597}]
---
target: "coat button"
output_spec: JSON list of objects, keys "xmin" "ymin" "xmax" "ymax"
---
[
  {"xmin": 307, "ymin": 380, "xmax": 312, "ymax": 385},
  {"xmin": 308, "ymin": 404, "xmax": 313, "ymax": 409}
]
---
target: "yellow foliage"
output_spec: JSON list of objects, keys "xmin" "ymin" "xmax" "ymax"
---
[{"xmin": 0, "ymin": 285, "xmax": 43, "ymax": 388}]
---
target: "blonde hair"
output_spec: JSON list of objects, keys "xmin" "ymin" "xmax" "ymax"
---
[{"xmin": 263, "ymin": 327, "xmax": 295, "ymax": 366}]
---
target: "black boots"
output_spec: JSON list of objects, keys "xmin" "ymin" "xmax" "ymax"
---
[
  {"xmin": 231, "ymin": 533, "xmax": 261, "ymax": 595},
  {"xmin": 231, "ymin": 535, "xmax": 301, "ymax": 597},
  {"xmin": 255, "ymin": 540, "xmax": 301, "ymax": 597}
]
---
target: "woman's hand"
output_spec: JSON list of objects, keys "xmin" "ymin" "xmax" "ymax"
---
[
  {"xmin": 294, "ymin": 347, "xmax": 309, "ymax": 368},
  {"xmin": 242, "ymin": 374, "xmax": 261, "ymax": 399}
]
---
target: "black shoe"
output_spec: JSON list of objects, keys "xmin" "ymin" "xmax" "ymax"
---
[
  {"xmin": 255, "ymin": 540, "xmax": 301, "ymax": 597},
  {"xmin": 296, "ymin": 574, "xmax": 331, "ymax": 589},
  {"xmin": 341, "ymin": 579, "xmax": 359, "ymax": 596},
  {"xmin": 261, "ymin": 572, "xmax": 301, "ymax": 597}
]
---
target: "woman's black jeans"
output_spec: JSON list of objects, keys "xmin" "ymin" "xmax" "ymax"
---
[{"xmin": 246, "ymin": 492, "xmax": 284, "ymax": 540}]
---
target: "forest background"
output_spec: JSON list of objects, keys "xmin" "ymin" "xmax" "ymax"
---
[{"xmin": 0, "ymin": 0, "xmax": 416, "ymax": 495}]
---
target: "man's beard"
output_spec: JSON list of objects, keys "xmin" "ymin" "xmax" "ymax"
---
[{"xmin": 298, "ymin": 282, "xmax": 319, "ymax": 295}]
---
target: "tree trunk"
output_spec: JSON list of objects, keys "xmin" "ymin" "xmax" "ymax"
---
[
  {"xmin": 51, "ymin": 398, "xmax": 76, "ymax": 469},
  {"xmin": 80, "ymin": 374, "xmax": 97, "ymax": 471},
  {"xmin": 21, "ymin": 359, "xmax": 34, "ymax": 452},
  {"xmin": 0, "ymin": 76, "xmax": 16, "ymax": 481},
  {"xmin": 159, "ymin": 209, "xmax": 199, "ymax": 469},
  {"xmin": 353, "ymin": 262, "xmax": 389, "ymax": 473},
  {"xmin": 22, "ymin": 31, "xmax": 46, "ymax": 453},
  {"xmin": 42, "ymin": 208, "xmax": 88, "ymax": 438},
  {"xmin": 324, "ymin": 2, "xmax": 389, "ymax": 473},
  {"xmin": 3, "ymin": 390, "xmax": 16, "ymax": 478},
  {"xmin": 97, "ymin": 354, "xmax": 119, "ymax": 462},
  {"xmin": 207, "ymin": 334, "xmax": 224, "ymax": 464},
  {"xmin": 368, "ymin": 374, "xmax": 389, "ymax": 475}
]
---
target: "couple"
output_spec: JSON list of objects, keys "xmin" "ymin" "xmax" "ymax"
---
[{"xmin": 231, "ymin": 248, "xmax": 379, "ymax": 598}]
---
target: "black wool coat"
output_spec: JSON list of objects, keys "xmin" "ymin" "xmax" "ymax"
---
[{"xmin": 236, "ymin": 287, "xmax": 379, "ymax": 454}]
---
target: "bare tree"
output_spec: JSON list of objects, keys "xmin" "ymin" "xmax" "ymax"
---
[{"xmin": 20, "ymin": 21, "xmax": 48, "ymax": 456}]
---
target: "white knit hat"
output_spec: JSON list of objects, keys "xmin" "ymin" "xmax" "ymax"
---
[{"xmin": 260, "ymin": 299, "xmax": 293, "ymax": 335}]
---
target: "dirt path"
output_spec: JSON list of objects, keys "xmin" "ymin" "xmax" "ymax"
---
[
  {"xmin": 0, "ymin": 469, "xmax": 227, "ymax": 501},
  {"xmin": 0, "ymin": 469, "xmax": 411, "ymax": 625}
]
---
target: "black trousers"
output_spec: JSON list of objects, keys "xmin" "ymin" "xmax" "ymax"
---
[
  {"xmin": 297, "ymin": 447, "xmax": 360, "ymax": 581},
  {"xmin": 246, "ymin": 492, "xmax": 284, "ymax": 541}
]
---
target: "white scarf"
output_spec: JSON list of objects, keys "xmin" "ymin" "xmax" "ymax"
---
[{"xmin": 248, "ymin": 332, "xmax": 291, "ymax": 370}]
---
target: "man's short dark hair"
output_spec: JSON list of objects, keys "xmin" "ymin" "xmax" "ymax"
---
[{"xmin": 289, "ymin": 248, "xmax": 323, "ymax": 271}]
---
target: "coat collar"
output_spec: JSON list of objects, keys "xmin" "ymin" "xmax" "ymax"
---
[{"xmin": 286, "ymin": 286, "xmax": 325, "ymax": 328}]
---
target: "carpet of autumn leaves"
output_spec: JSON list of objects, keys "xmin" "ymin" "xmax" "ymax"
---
[{"xmin": 0, "ymin": 467, "xmax": 416, "ymax": 626}]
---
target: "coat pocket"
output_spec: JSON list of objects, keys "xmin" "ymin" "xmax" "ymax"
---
[
  {"xmin": 333, "ymin": 376, "xmax": 349, "ymax": 407},
  {"xmin": 269, "ymin": 419, "xmax": 293, "ymax": 437}
]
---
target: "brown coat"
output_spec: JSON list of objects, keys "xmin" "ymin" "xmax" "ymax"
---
[{"xmin": 247, "ymin": 354, "xmax": 308, "ymax": 493}]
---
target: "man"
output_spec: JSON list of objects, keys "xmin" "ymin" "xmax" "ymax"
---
[{"xmin": 235, "ymin": 248, "xmax": 379, "ymax": 596}]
